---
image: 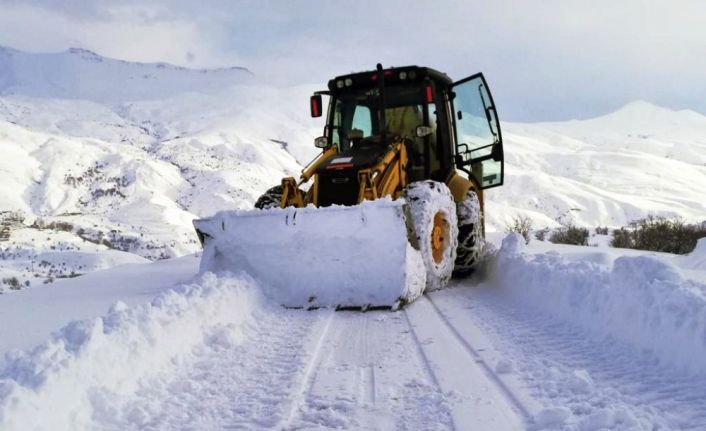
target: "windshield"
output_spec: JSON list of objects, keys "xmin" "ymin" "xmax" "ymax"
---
[{"xmin": 330, "ymin": 85, "xmax": 432, "ymax": 151}]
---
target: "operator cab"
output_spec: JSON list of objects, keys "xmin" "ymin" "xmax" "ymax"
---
[{"xmin": 310, "ymin": 65, "xmax": 504, "ymax": 195}]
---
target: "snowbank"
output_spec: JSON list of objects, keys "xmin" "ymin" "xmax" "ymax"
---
[
  {"xmin": 0, "ymin": 272, "xmax": 262, "ymax": 431},
  {"xmin": 491, "ymin": 234, "xmax": 706, "ymax": 375},
  {"xmin": 678, "ymin": 237, "xmax": 706, "ymax": 270},
  {"xmin": 196, "ymin": 198, "xmax": 426, "ymax": 308},
  {"xmin": 0, "ymin": 255, "xmax": 199, "ymax": 354}
]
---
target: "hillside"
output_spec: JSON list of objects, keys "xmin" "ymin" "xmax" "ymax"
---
[
  {"xmin": 0, "ymin": 46, "xmax": 252, "ymax": 103},
  {"xmin": 493, "ymin": 101, "xmax": 706, "ymax": 228},
  {"xmin": 0, "ymin": 47, "xmax": 704, "ymax": 290},
  {"xmin": 0, "ymin": 47, "xmax": 319, "ymax": 289}
]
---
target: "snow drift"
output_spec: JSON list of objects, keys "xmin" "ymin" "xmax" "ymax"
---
[
  {"xmin": 491, "ymin": 234, "xmax": 706, "ymax": 376},
  {"xmin": 678, "ymin": 237, "xmax": 706, "ymax": 270},
  {"xmin": 0, "ymin": 272, "xmax": 262, "ymax": 431}
]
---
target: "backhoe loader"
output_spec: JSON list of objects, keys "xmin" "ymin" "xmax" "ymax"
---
[{"xmin": 194, "ymin": 64, "xmax": 504, "ymax": 309}]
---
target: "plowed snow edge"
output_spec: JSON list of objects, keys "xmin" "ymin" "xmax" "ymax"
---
[
  {"xmin": 494, "ymin": 234, "xmax": 706, "ymax": 376},
  {"xmin": 0, "ymin": 272, "xmax": 262, "ymax": 431}
]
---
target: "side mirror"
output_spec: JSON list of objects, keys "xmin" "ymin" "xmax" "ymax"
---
[
  {"xmin": 314, "ymin": 136, "xmax": 328, "ymax": 148},
  {"xmin": 310, "ymin": 95, "xmax": 323, "ymax": 118},
  {"xmin": 415, "ymin": 125, "xmax": 433, "ymax": 137}
]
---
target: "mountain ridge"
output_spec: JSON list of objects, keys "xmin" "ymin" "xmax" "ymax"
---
[{"xmin": 0, "ymin": 45, "xmax": 253, "ymax": 104}]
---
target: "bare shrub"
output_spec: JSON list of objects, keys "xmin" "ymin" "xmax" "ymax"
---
[
  {"xmin": 611, "ymin": 227, "xmax": 632, "ymax": 249},
  {"xmin": 2, "ymin": 277, "xmax": 21, "ymax": 290},
  {"xmin": 610, "ymin": 216, "xmax": 706, "ymax": 254},
  {"xmin": 505, "ymin": 215, "xmax": 532, "ymax": 244},
  {"xmin": 534, "ymin": 227, "xmax": 550, "ymax": 241},
  {"xmin": 550, "ymin": 225, "xmax": 589, "ymax": 246},
  {"xmin": 0, "ymin": 211, "xmax": 25, "ymax": 224},
  {"xmin": 595, "ymin": 226, "xmax": 609, "ymax": 235}
]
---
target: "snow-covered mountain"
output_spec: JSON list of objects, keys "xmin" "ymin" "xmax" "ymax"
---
[
  {"xmin": 0, "ymin": 46, "xmax": 252, "ymax": 103},
  {"xmin": 0, "ymin": 47, "xmax": 320, "ymax": 288},
  {"xmin": 494, "ymin": 101, "xmax": 706, "ymax": 228},
  {"xmin": 0, "ymin": 46, "xmax": 704, "ymax": 289}
]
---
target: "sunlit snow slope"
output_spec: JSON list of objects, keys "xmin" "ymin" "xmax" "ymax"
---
[
  {"xmin": 2, "ymin": 236, "xmax": 705, "ymax": 430},
  {"xmin": 0, "ymin": 47, "xmax": 319, "ymax": 288},
  {"xmin": 493, "ymin": 101, "xmax": 706, "ymax": 228}
]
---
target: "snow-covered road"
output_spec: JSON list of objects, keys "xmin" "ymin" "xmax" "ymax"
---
[
  {"xmin": 89, "ymin": 289, "xmax": 526, "ymax": 430},
  {"xmin": 1, "ymin": 236, "xmax": 705, "ymax": 430},
  {"xmin": 94, "ymin": 288, "xmax": 706, "ymax": 430}
]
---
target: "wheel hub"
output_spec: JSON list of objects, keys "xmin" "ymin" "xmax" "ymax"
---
[{"xmin": 431, "ymin": 211, "xmax": 450, "ymax": 264}]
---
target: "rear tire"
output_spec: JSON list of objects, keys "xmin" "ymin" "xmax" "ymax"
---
[
  {"xmin": 453, "ymin": 189, "xmax": 484, "ymax": 277},
  {"xmin": 254, "ymin": 185, "xmax": 283, "ymax": 209},
  {"xmin": 404, "ymin": 180, "xmax": 458, "ymax": 291}
]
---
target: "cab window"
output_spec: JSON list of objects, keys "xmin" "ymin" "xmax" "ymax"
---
[{"xmin": 351, "ymin": 106, "xmax": 372, "ymax": 137}]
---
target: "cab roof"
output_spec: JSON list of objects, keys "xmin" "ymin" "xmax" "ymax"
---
[{"xmin": 327, "ymin": 66, "xmax": 453, "ymax": 93}]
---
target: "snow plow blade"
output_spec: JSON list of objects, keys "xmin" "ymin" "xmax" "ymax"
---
[{"xmin": 193, "ymin": 199, "xmax": 426, "ymax": 309}]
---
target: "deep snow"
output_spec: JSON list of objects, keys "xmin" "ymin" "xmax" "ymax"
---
[
  {"xmin": 1, "ymin": 46, "xmax": 706, "ymax": 430},
  {"xmin": 1, "ymin": 234, "xmax": 705, "ymax": 430},
  {"xmin": 494, "ymin": 233, "xmax": 706, "ymax": 376}
]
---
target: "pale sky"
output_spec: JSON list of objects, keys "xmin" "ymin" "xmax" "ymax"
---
[{"xmin": 0, "ymin": 0, "xmax": 704, "ymax": 121}]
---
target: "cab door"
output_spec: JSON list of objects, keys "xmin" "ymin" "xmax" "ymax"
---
[{"xmin": 450, "ymin": 73, "xmax": 504, "ymax": 189}]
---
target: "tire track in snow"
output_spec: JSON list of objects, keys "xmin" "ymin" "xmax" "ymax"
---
[
  {"xmin": 284, "ymin": 310, "xmax": 454, "ymax": 431},
  {"xmin": 356, "ymin": 313, "xmax": 376, "ymax": 407},
  {"xmin": 404, "ymin": 296, "xmax": 525, "ymax": 430},
  {"xmin": 106, "ymin": 304, "xmax": 452, "ymax": 431},
  {"xmin": 435, "ymin": 285, "xmax": 706, "ymax": 430},
  {"xmin": 277, "ymin": 309, "xmax": 336, "ymax": 430},
  {"xmin": 403, "ymin": 305, "xmax": 445, "ymax": 391},
  {"xmin": 358, "ymin": 365, "xmax": 376, "ymax": 406},
  {"xmin": 99, "ymin": 305, "xmax": 330, "ymax": 431},
  {"xmin": 425, "ymin": 295, "xmax": 534, "ymax": 423}
]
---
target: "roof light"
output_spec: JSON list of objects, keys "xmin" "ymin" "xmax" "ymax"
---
[
  {"xmin": 372, "ymin": 70, "xmax": 394, "ymax": 80},
  {"xmin": 409, "ymin": 70, "xmax": 417, "ymax": 79},
  {"xmin": 336, "ymin": 80, "xmax": 344, "ymax": 88},
  {"xmin": 399, "ymin": 71, "xmax": 407, "ymax": 80},
  {"xmin": 345, "ymin": 78, "xmax": 353, "ymax": 86}
]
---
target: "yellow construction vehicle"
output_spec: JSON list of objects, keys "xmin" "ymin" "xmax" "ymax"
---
[{"xmin": 194, "ymin": 64, "xmax": 504, "ymax": 309}]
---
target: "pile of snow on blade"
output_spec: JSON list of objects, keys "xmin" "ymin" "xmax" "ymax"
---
[
  {"xmin": 0, "ymin": 273, "xmax": 262, "ymax": 431},
  {"xmin": 492, "ymin": 233, "xmax": 706, "ymax": 375},
  {"xmin": 196, "ymin": 198, "xmax": 426, "ymax": 308}
]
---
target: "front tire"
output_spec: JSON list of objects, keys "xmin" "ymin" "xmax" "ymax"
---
[{"xmin": 404, "ymin": 181, "xmax": 459, "ymax": 291}]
